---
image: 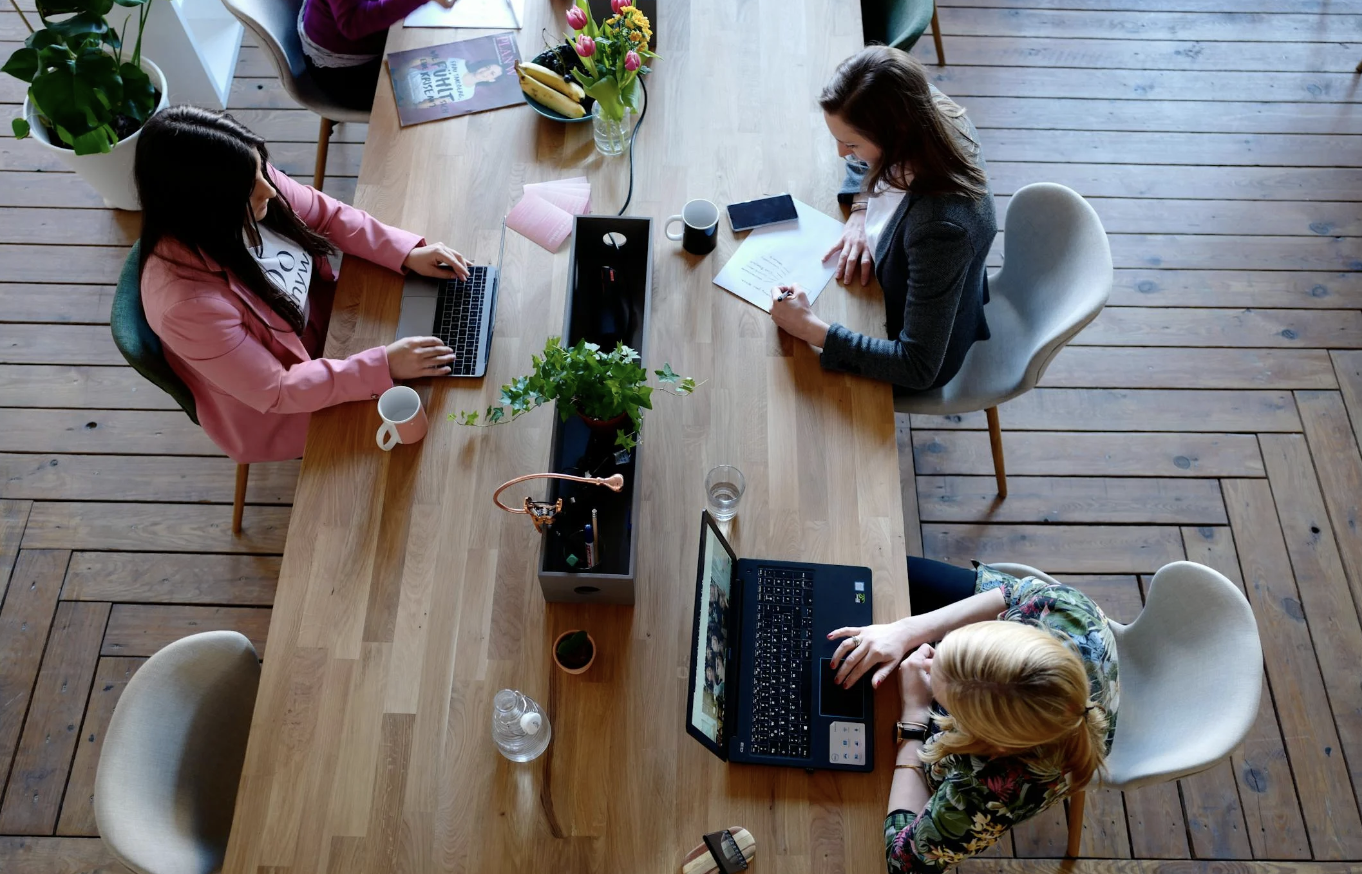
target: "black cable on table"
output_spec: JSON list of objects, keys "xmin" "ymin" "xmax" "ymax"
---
[{"xmin": 616, "ymin": 76, "xmax": 648, "ymax": 216}]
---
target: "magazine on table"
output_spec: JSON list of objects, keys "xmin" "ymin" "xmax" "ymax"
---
[{"xmin": 387, "ymin": 33, "xmax": 522, "ymax": 127}]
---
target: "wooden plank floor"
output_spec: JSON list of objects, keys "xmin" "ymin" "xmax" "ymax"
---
[{"xmin": 0, "ymin": 0, "xmax": 1359, "ymax": 870}]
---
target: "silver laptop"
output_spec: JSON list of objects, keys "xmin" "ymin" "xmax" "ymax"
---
[{"xmin": 395, "ymin": 221, "xmax": 506, "ymax": 378}]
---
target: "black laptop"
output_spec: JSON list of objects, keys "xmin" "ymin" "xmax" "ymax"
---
[
  {"xmin": 395, "ymin": 221, "xmax": 506, "ymax": 378},
  {"xmin": 686, "ymin": 511, "xmax": 875, "ymax": 771}
]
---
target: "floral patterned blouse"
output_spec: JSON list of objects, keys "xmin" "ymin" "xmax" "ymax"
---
[{"xmin": 884, "ymin": 565, "xmax": 1120, "ymax": 873}]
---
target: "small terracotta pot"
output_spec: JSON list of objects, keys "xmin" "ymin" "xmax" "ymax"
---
[
  {"xmin": 553, "ymin": 630, "xmax": 597, "ymax": 675},
  {"xmin": 578, "ymin": 412, "xmax": 629, "ymax": 434}
]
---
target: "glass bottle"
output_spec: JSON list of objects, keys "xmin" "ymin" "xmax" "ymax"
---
[{"xmin": 490, "ymin": 689, "xmax": 552, "ymax": 762}]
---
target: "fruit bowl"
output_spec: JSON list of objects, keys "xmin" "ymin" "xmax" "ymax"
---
[
  {"xmin": 521, "ymin": 44, "xmax": 594, "ymax": 124},
  {"xmin": 524, "ymin": 93, "xmax": 592, "ymax": 124}
]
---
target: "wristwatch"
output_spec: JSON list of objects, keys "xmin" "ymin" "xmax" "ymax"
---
[{"xmin": 895, "ymin": 721, "xmax": 930, "ymax": 744}]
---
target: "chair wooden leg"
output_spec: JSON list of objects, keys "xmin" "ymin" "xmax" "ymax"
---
[
  {"xmin": 930, "ymin": 7, "xmax": 946, "ymax": 66},
  {"xmin": 985, "ymin": 406, "xmax": 1007, "ymax": 498},
  {"xmin": 1065, "ymin": 789, "xmax": 1086, "ymax": 858},
  {"xmin": 314, "ymin": 117, "xmax": 335, "ymax": 191},
  {"xmin": 233, "ymin": 463, "xmax": 249, "ymax": 535}
]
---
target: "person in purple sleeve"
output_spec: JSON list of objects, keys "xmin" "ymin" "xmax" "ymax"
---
[{"xmin": 298, "ymin": 0, "xmax": 456, "ymax": 111}]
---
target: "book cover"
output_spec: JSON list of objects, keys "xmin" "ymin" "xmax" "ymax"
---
[{"xmin": 388, "ymin": 33, "xmax": 522, "ymax": 127}]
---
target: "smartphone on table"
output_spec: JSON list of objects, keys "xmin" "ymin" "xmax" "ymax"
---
[{"xmin": 727, "ymin": 193, "xmax": 798, "ymax": 232}]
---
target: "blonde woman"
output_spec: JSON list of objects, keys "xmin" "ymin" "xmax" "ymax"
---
[{"xmin": 829, "ymin": 564, "xmax": 1118, "ymax": 871}]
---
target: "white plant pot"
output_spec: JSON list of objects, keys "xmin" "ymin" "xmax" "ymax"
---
[{"xmin": 21, "ymin": 56, "xmax": 168, "ymax": 211}]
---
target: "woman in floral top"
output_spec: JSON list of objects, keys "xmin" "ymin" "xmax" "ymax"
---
[{"xmin": 828, "ymin": 560, "xmax": 1119, "ymax": 873}]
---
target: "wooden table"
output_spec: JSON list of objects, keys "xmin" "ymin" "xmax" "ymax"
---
[{"xmin": 222, "ymin": 3, "xmax": 908, "ymax": 871}]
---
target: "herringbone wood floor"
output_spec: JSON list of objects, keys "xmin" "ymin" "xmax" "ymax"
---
[{"xmin": 1, "ymin": 0, "xmax": 1361, "ymax": 870}]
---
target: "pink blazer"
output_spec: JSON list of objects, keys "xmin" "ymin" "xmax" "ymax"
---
[{"xmin": 141, "ymin": 169, "xmax": 423, "ymax": 464}]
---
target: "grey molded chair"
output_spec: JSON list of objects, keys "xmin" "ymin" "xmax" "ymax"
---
[
  {"xmin": 990, "ymin": 561, "xmax": 1263, "ymax": 858},
  {"xmin": 895, "ymin": 183, "xmax": 1113, "ymax": 498},
  {"xmin": 219, "ymin": 0, "xmax": 370, "ymax": 189},
  {"xmin": 862, "ymin": 0, "xmax": 946, "ymax": 65},
  {"xmin": 94, "ymin": 631, "xmax": 261, "ymax": 874},
  {"xmin": 112, "ymin": 243, "xmax": 250, "ymax": 534}
]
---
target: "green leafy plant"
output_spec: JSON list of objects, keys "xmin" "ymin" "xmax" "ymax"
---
[
  {"xmin": 555, "ymin": 630, "xmax": 594, "ymax": 669},
  {"xmin": 451, "ymin": 337, "xmax": 697, "ymax": 451},
  {"xmin": 3, "ymin": 0, "xmax": 159, "ymax": 155}
]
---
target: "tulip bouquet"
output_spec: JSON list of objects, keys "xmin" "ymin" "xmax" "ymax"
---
[{"xmin": 564, "ymin": 0, "xmax": 656, "ymax": 124}]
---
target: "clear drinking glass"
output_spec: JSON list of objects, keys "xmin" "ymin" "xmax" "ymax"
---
[{"xmin": 705, "ymin": 465, "xmax": 746, "ymax": 522}]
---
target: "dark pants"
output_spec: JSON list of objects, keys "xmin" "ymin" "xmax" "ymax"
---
[
  {"xmin": 305, "ymin": 56, "xmax": 384, "ymax": 114},
  {"xmin": 907, "ymin": 556, "xmax": 977, "ymax": 615}
]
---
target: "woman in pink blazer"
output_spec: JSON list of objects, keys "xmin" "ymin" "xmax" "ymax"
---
[{"xmin": 135, "ymin": 106, "xmax": 465, "ymax": 463}]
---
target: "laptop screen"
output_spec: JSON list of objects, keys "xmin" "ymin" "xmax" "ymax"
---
[{"xmin": 687, "ymin": 513, "xmax": 736, "ymax": 756}]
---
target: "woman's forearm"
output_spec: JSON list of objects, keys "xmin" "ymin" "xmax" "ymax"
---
[
  {"xmin": 889, "ymin": 740, "xmax": 932, "ymax": 814},
  {"xmin": 904, "ymin": 587, "xmax": 1005, "ymax": 642}
]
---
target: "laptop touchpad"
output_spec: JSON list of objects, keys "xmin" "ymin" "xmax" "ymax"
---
[
  {"xmin": 396, "ymin": 280, "xmax": 439, "ymax": 340},
  {"xmin": 819, "ymin": 658, "xmax": 866, "ymax": 719}
]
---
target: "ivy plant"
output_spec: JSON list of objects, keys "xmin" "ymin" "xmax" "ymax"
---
[
  {"xmin": 3, "ymin": 0, "xmax": 159, "ymax": 155},
  {"xmin": 452, "ymin": 337, "xmax": 697, "ymax": 451}
]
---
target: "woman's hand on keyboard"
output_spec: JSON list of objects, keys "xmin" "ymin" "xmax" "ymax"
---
[
  {"xmin": 387, "ymin": 336, "xmax": 455, "ymax": 379},
  {"xmin": 828, "ymin": 617, "xmax": 932, "ymax": 690},
  {"xmin": 404, "ymin": 243, "xmax": 470, "ymax": 280}
]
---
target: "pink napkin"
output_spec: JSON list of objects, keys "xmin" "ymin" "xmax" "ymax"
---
[
  {"xmin": 508, "ymin": 177, "xmax": 592, "ymax": 252},
  {"xmin": 526, "ymin": 176, "xmax": 591, "ymax": 215}
]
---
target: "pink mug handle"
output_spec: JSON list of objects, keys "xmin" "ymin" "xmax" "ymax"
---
[{"xmin": 376, "ymin": 421, "xmax": 400, "ymax": 451}]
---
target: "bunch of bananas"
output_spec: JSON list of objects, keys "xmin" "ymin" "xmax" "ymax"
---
[{"xmin": 515, "ymin": 61, "xmax": 587, "ymax": 119}]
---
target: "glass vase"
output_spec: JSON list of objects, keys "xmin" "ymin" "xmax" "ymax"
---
[{"xmin": 591, "ymin": 102, "xmax": 632, "ymax": 157}]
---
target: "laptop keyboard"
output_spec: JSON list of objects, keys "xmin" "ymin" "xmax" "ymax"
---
[
  {"xmin": 433, "ymin": 267, "xmax": 489, "ymax": 376},
  {"xmin": 750, "ymin": 567, "xmax": 814, "ymax": 759}
]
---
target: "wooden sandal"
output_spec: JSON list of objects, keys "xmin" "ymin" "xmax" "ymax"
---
[{"xmin": 679, "ymin": 827, "xmax": 756, "ymax": 874}]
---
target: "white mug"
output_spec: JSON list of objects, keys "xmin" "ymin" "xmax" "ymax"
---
[{"xmin": 376, "ymin": 386, "xmax": 428, "ymax": 451}]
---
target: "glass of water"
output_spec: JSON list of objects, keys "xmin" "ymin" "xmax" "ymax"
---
[{"xmin": 705, "ymin": 465, "xmax": 746, "ymax": 522}]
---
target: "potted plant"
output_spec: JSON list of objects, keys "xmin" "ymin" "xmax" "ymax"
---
[
  {"xmin": 553, "ymin": 630, "xmax": 596, "ymax": 675},
  {"xmin": 3, "ymin": 0, "xmax": 166, "ymax": 210},
  {"xmin": 563, "ymin": 0, "xmax": 656, "ymax": 156},
  {"xmin": 453, "ymin": 337, "xmax": 697, "ymax": 451}
]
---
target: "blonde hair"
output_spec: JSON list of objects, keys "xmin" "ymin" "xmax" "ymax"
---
[{"xmin": 920, "ymin": 621, "xmax": 1108, "ymax": 790}]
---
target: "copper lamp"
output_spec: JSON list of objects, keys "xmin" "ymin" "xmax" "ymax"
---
[{"xmin": 492, "ymin": 472, "xmax": 625, "ymax": 532}]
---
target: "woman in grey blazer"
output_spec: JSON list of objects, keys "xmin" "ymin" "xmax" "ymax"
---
[{"xmin": 771, "ymin": 46, "xmax": 996, "ymax": 393}]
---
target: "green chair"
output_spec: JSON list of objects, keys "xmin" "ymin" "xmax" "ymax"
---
[
  {"xmin": 861, "ymin": 0, "xmax": 946, "ymax": 64},
  {"xmin": 111, "ymin": 242, "xmax": 249, "ymax": 534}
]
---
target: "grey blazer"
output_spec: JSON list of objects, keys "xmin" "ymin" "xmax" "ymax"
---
[{"xmin": 820, "ymin": 118, "xmax": 996, "ymax": 392}]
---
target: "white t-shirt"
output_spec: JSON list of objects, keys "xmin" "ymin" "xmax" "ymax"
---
[
  {"xmin": 247, "ymin": 225, "xmax": 314, "ymax": 321},
  {"xmin": 864, "ymin": 181, "xmax": 908, "ymax": 262}
]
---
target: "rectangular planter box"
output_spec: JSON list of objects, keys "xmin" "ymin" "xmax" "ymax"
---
[{"xmin": 538, "ymin": 216, "xmax": 653, "ymax": 605}]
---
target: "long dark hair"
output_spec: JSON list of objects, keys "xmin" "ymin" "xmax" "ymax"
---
[
  {"xmin": 135, "ymin": 105, "xmax": 336, "ymax": 334},
  {"xmin": 819, "ymin": 46, "xmax": 988, "ymax": 199}
]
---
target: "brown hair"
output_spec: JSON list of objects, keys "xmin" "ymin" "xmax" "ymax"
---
[
  {"xmin": 818, "ymin": 45, "xmax": 987, "ymax": 199},
  {"xmin": 920, "ymin": 622, "xmax": 1109, "ymax": 791}
]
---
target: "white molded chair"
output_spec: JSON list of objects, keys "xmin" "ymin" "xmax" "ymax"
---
[
  {"xmin": 990, "ymin": 561, "xmax": 1263, "ymax": 857},
  {"xmin": 219, "ymin": 0, "xmax": 370, "ymax": 189},
  {"xmin": 896, "ymin": 183, "xmax": 1113, "ymax": 498},
  {"xmin": 94, "ymin": 631, "xmax": 261, "ymax": 874}
]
